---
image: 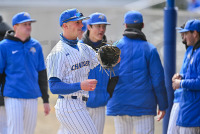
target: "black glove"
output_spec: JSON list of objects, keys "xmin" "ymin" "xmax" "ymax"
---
[{"xmin": 97, "ymin": 45, "xmax": 121, "ymax": 69}]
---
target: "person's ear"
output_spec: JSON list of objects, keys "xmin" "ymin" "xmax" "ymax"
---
[
  {"xmin": 13, "ymin": 24, "xmax": 18, "ymax": 31},
  {"xmin": 87, "ymin": 25, "xmax": 91, "ymax": 30},
  {"xmin": 62, "ymin": 23, "xmax": 69, "ymax": 29},
  {"xmin": 125, "ymin": 24, "xmax": 127, "ymax": 28}
]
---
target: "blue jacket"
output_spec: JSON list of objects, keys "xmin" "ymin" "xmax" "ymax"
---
[
  {"xmin": 87, "ymin": 64, "xmax": 110, "ymax": 108},
  {"xmin": 80, "ymin": 32, "xmax": 110, "ymax": 108},
  {"xmin": 174, "ymin": 46, "xmax": 193, "ymax": 103},
  {"xmin": 177, "ymin": 41, "xmax": 200, "ymax": 127},
  {"xmin": 0, "ymin": 30, "xmax": 46, "ymax": 99},
  {"xmin": 107, "ymin": 34, "xmax": 168, "ymax": 116}
]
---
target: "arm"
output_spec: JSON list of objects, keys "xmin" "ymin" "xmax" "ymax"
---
[
  {"xmin": 38, "ymin": 69, "xmax": 49, "ymax": 103},
  {"xmin": 149, "ymin": 48, "xmax": 168, "ymax": 111},
  {"xmin": 107, "ymin": 76, "xmax": 119, "ymax": 97},
  {"xmin": 37, "ymin": 44, "xmax": 50, "ymax": 115},
  {"xmin": 49, "ymin": 77, "xmax": 81, "ymax": 94},
  {"xmin": 173, "ymin": 55, "xmax": 200, "ymax": 90},
  {"xmin": 49, "ymin": 77, "xmax": 97, "ymax": 94}
]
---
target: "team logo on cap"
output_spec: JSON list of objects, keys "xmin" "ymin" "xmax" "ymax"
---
[
  {"xmin": 134, "ymin": 20, "xmax": 138, "ymax": 23},
  {"xmin": 30, "ymin": 47, "xmax": 36, "ymax": 54},
  {"xmin": 98, "ymin": 15, "xmax": 105, "ymax": 20},
  {"xmin": 24, "ymin": 12, "xmax": 29, "ymax": 17}
]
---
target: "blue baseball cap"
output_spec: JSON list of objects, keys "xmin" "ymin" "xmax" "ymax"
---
[
  {"xmin": 12, "ymin": 12, "xmax": 36, "ymax": 26},
  {"xmin": 59, "ymin": 8, "xmax": 89, "ymax": 27},
  {"xmin": 82, "ymin": 20, "xmax": 87, "ymax": 32},
  {"xmin": 179, "ymin": 19, "xmax": 200, "ymax": 33},
  {"xmin": 124, "ymin": 11, "xmax": 143, "ymax": 24},
  {"xmin": 87, "ymin": 12, "xmax": 110, "ymax": 25}
]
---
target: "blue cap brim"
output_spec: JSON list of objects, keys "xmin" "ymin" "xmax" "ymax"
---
[
  {"xmin": 176, "ymin": 27, "xmax": 182, "ymax": 30},
  {"xmin": 89, "ymin": 22, "xmax": 111, "ymax": 25},
  {"xmin": 18, "ymin": 19, "xmax": 36, "ymax": 24},
  {"xmin": 178, "ymin": 29, "xmax": 189, "ymax": 33}
]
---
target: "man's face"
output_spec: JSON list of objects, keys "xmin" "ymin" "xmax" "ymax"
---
[
  {"xmin": 88, "ymin": 24, "xmax": 106, "ymax": 42},
  {"xmin": 184, "ymin": 31, "xmax": 196, "ymax": 46},
  {"xmin": 66, "ymin": 20, "xmax": 83, "ymax": 39},
  {"xmin": 14, "ymin": 21, "xmax": 32, "ymax": 38},
  {"xmin": 181, "ymin": 33, "xmax": 187, "ymax": 45}
]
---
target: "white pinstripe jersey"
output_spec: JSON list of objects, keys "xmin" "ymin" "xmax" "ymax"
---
[{"xmin": 46, "ymin": 40, "xmax": 99, "ymax": 97}]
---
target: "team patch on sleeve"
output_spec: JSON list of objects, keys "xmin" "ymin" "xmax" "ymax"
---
[{"xmin": 71, "ymin": 61, "xmax": 90, "ymax": 71}]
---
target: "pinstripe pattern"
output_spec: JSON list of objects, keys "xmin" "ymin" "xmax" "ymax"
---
[
  {"xmin": 0, "ymin": 106, "xmax": 7, "ymax": 134},
  {"xmin": 46, "ymin": 41, "xmax": 98, "ymax": 98},
  {"xmin": 180, "ymin": 126, "xmax": 200, "ymax": 134},
  {"xmin": 167, "ymin": 103, "xmax": 180, "ymax": 134},
  {"xmin": 47, "ymin": 40, "xmax": 99, "ymax": 133},
  {"xmin": 4, "ymin": 97, "xmax": 38, "ymax": 134},
  {"xmin": 87, "ymin": 106, "xmax": 106, "ymax": 134},
  {"xmin": 55, "ymin": 98, "xmax": 98, "ymax": 134},
  {"xmin": 114, "ymin": 115, "xmax": 154, "ymax": 134}
]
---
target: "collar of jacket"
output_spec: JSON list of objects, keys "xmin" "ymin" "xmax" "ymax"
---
[
  {"xmin": 123, "ymin": 28, "xmax": 147, "ymax": 41},
  {"xmin": 4, "ymin": 30, "xmax": 30, "ymax": 43},
  {"xmin": 81, "ymin": 30, "xmax": 107, "ymax": 51}
]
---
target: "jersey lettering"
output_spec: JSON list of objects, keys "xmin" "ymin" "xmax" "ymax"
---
[{"xmin": 71, "ymin": 61, "xmax": 90, "ymax": 71}]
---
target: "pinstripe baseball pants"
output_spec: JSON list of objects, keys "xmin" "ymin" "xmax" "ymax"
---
[
  {"xmin": 167, "ymin": 103, "xmax": 180, "ymax": 134},
  {"xmin": 0, "ymin": 106, "xmax": 7, "ymax": 134},
  {"xmin": 4, "ymin": 97, "xmax": 38, "ymax": 134},
  {"xmin": 180, "ymin": 127, "xmax": 200, "ymax": 134},
  {"xmin": 55, "ymin": 98, "xmax": 98, "ymax": 134},
  {"xmin": 114, "ymin": 115, "xmax": 154, "ymax": 134},
  {"xmin": 87, "ymin": 106, "xmax": 106, "ymax": 134}
]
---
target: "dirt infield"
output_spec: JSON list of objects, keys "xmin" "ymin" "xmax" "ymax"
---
[{"xmin": 35, "ymin": 94, "xmax": 162, "ymax": 134}]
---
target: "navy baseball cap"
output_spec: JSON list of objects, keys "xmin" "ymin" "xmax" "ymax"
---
[
  {"xmin": 12, "ymin": 12, "xmax": 36, "ymax": 26},
  {"xmin": 179, "ymin": 19, "xmax": 200, "ymax": 33},
  {"xmin": 59, "ymin": 8, "xmax": 89, "ymax": 27},
  {"xmin": 87, "ymin": 12, "xmax": 110, "ymax": 25},
  {"xmin": 124, "ymin": 11, "xmax": 143, "ymax": 24},
  {"xmin": 82, "ymin": 20, "xmax": 87, "ymax": 32}
]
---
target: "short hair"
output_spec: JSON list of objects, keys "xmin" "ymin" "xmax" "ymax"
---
[{"xmin": 126, "ymin": 23, "xmax": 143, "ymax": 30}]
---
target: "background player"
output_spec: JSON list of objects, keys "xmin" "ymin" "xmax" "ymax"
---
[
  {"xmin": 167, "ymin": 23, "xmax": 193, "ymax": 134},
  {"xmin": 46, "ymin": 8, "xmax": 99, "ymax": 134},
  {"xmin": 0, "ymin": 14, "xmax": 12, "ymax": 134},
  {"xmin": 0, "ymin": 12, "xmax": 50, "ymax": 134},
  {"xmin": 106, "ymin": 10, "xmax": 168, "ymax": 134},
  {"xmin": 80, "ymin": 12, "xmax": 112, "ymax": 134},
  {"xmin": 172, "ymin": 19, "xmax": 200, "ymax": 134}
]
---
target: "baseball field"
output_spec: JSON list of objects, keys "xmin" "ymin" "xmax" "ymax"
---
[{"xmin": 0, "ymin": 1, "xmax": 198, "ymax": 133}]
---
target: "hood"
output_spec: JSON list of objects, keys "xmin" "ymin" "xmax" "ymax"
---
[
  {"xmin": 81, "ymin": 30, "xmax": 107, "ymax": 51},
  {"xmin": 123, "ymin": 28, "xmax": 147, "ymax": 41},
  {"xmin": 4, "ymin": 30, "xmax": 30, "ymax": 43}
]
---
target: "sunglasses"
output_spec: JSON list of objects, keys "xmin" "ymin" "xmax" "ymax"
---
[{"xmin": 62, "ymin": 12, "xmax": 84, "ymax": 23}]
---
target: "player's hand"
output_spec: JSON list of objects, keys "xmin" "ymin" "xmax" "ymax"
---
[
  {"xmin": 157, "ymin": 110, "xmax": 165, "ymax": 121},
  {"xmin": 172, "ymin": 79, "xmax": 181, "ymax": 90},
  {"xmin": 172, "ymin": 73, "xmax": 182, "ymax": 82},
  {"xmin": 43, "ymin": 103, "xmax": 51, "ymax": 116},
  {"xmin": 81, "ymin": 79, "xmax": 97, "ymax": 91}
]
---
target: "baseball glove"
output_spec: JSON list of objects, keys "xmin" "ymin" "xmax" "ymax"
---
[{"xmin": 97, "ymin": 45, "xmax": 121, "ymax": 69}]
